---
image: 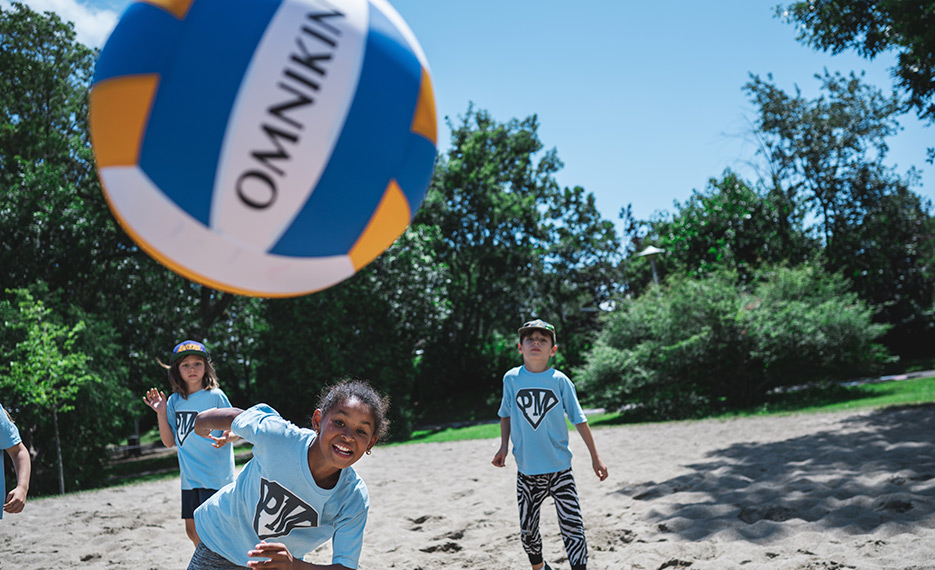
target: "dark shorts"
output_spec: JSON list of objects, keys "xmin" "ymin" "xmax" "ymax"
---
[
  {"xmin": 181, "ymin": 488, "xmax": 219, "ymax": 519},
  {"xmin": 187, "ymin": 541, "xmax": 246, "ymax": 570}
]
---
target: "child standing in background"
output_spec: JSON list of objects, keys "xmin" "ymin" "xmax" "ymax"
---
[
  {"xmin": 492, "ymin": 319, "xmax": 608, "ymax": 570},
  {"xmin": 144, "ymin": 340, "xmax": 237, "ymax": 547}
]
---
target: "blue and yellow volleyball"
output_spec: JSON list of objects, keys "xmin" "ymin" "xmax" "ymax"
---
[{"xmin": 89, "ymin": 0, "xmax": 437, "ymax": 297}]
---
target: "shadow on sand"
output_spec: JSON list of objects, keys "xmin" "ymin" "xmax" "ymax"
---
[{"xmin": 617, "ymin": 404, "xmax": 935, "ymax": 541}]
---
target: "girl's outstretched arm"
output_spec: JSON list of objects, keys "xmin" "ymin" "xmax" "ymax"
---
[{"xmin": 194, "ymin": 407, "xmax": 245, "ymax": 439}]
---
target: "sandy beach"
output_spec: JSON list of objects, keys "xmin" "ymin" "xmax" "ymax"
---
[{"xmin": 4, "ymin": 404, "xmax": 935, "ymax": 569}]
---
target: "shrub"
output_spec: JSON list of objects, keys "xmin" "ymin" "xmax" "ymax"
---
[{"xmin": 576, "ymin": 265, "xmax": 892, "ymax": 415}]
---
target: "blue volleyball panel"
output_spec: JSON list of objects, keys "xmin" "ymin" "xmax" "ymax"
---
[
  {"xmin": 139, "ymin": 0, "xmax": 283, "ymax": 227},
  {"xmin": 395, "ymin": 129, "xmax": 436, "ymax": 215},
  {"xmin": 270, "ymin": 3, "xmax": 424, "ymax": 257},
  {"xmin": 92, "ymin": 3, "xmax": 182, "ymax": 85}
]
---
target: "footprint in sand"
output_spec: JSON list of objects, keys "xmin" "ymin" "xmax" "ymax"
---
[{"xmin": 407, "ymin": 514, "xmax": 444, "ymax": 531}]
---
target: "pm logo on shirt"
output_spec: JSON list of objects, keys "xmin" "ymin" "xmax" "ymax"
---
[
  {"xmin": 516, "ymin": 388, "xmax": 558, "ymax": 430},
  {"xmin": 254, "ymin": 478, "xmax": 319, "ymax": 540},
  {"xmin": 175, "ymin": 411, "xmax": 198, "ymax": 446}
]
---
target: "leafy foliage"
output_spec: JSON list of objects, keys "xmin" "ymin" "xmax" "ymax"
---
[
  {"xmin": 778, "ymin": 0, "xmax": 935, "ymax": 131},
  {"xmin": 743, "ymin": 71, "xmax": 935, "ymax": 355},
  {"xmin": 576, "ymin": 266, "xmax": 892, "ymax": 416},
  {"xmin": 0, "ymin": 286, "xmax": 132, "ymax": 493},
  {"xmin": 639, "ymin": 171, "xmax": 817, "ymax": 286}
]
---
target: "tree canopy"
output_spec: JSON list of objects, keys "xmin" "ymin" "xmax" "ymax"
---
[{"xmin": 778, "ymin": 0, "xmax": 935, "ymax": 158}]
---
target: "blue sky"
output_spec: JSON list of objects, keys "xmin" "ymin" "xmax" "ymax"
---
[{"xmin": 10, "ymin": 0, "xmax": 932, "ymax": 237}]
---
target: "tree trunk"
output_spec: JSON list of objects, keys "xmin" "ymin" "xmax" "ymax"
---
[{"xmin": 52, "ymin": 406, "xmax": 64, "ymax": 494}]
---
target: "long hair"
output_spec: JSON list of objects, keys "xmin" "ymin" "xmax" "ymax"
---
[{"xmin": 164, "ymin": 355, "xmax": 220, "ymax": 398}]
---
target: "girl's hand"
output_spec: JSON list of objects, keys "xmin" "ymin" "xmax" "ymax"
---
[
  {"xmin": 209, "ymin": 429, "xmax": 240, "ymax": 448},
  {"xmin": 143, "ymin": 388, "xmax": 167, "ymax": 414},
  {"xmin": 247, "ymin": 541, "xmax": 296, "ymax": 568}
]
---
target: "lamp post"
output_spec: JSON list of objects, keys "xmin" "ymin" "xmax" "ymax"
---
[{"xmin": 636, "ymin": 245, "xmax": 665, "ymax": 286}]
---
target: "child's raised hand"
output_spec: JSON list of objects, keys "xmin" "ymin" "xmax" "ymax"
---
[
  {"xmin": 246, "ymin": 540, "xmax": 296, "ymax": 568},
  {"xmin": 143, "ymin": 388, "xmax": 167, "ymax": 414}
]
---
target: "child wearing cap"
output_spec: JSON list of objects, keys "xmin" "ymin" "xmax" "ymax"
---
[
  {"xmin": 492, "ymin": 319, "xmax": 608, "ymax": 570},
  {"xmin": 143, "ymin": 340, "xmax": 237, "ymax": 547}
]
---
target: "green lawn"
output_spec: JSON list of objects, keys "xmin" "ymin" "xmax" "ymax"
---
[
  {"xmin": 105, "ymin": 375, "xmax": 935, "ymax": 486},
  {"xmin": 398, "ymin": 375, "xmax": 935, "ymax": 444}
]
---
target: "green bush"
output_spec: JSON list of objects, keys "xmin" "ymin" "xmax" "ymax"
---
[{"xmin": 576, "ymin": 265, "xmax": 892, "ymax": 416}]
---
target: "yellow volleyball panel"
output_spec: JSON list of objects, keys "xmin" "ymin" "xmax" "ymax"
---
[
  {"xmin": 140, "ymin": 0, "xmax": 195, "ymax": 20},
  {"xmin": 89, "ymin": 75, "xmax": 159, "ymax": 168},
  {"xmin": 349, "ymin": 180, "xmax": 412, "ymax": 270},
  {"xmin": 410, "ymin": 68, "xmax": 437, "ymax": 145}
]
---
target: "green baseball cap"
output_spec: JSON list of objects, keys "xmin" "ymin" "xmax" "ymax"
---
[{"xmin": 518, "ymin": 319, "xmax": 556, "ymax": 344}]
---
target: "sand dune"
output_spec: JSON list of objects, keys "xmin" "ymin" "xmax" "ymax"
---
[{"xmin": 4, "ymin": 405, "xmax": 935, "ymax": 569}]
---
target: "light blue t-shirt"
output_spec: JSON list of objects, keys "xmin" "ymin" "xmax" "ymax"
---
[
  {"xmin": 497, "ymin": 365, "xmax": 587, "ymax": 476},
  {"xmin": 195, "ymin": 404, "xmax": 370, "ymax": 569},
  {"xmin": 0, "ymin": 402, "xmax": 23, "ymax": 520},
  {"xmin": 166, "ymin": 388, "xmax": 236, "ymax": 490}
]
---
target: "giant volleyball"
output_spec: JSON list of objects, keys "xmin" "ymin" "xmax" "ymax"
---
[{"xmin": 89, "ymin": 0, "xmax": 437, "ymax": 297}]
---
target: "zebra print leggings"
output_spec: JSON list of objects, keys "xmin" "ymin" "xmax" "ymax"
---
[{"xmin": 516, "ymin": 468, "xmax": 587, "ymax": 570}]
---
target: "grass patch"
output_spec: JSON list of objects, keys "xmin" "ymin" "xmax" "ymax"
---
[
  {"xmin": 713, "ymin": 375, "xmax": 935, "ymax": 418},
  {"xmin": 105, "ymin": 375, "xmax": 935, "ymax": 487},
  {"xmin": 397, "ymin": 375, "xmax": 935, "ymax": 443},
  {"xmin": 103, "ymin": 445, "xmax": 254, "ymax": 489},
  {"xmin": 399, "ymin": 421, "xmax": 500, "ymax": 445}
]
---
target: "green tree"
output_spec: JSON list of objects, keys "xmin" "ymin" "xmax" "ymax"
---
[
  {"xmin": 745, "ymin": 70, "xmax": 904, "ymax": 247},
  {"xmin": 414, "ymin": 107, "xmax": 563, "ymax": 419},
  {"xmin": 637, "ymin": 170, "xmax": 816, "ymax": 287},
  {"xmin": 0, "ymin": 1, "xmax": 100, "ymax": 293},
  {"xmin": 778, "ymin": 0, "xmax": 935, "ymax": 137},
  {"xmin": 827, "ymin": 173, "xmax": 935, "ymax": 354},
  {"xmin": 1, "ymin": 289, "xmax": 96, "ymax": 494},
  {"xmin": 413, "ymin": 107, "xmax": 622, "ymax": 421},
  {"xmin": 744, "ymin": 71, "xmax": 934, "ymax": 355},
  {"xmin": 541, "ymin": 185, "xmax": 624, "ymax": 371}
]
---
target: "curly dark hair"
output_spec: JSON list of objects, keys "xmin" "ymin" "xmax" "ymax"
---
[{"xmin": 316, "ymin": 379, "xmax": 391, "ymax": 442}]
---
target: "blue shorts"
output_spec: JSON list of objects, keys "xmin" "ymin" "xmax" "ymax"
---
[{"xmin": 181, "ymin": 488, "xmax": 219, "ymax": 519}]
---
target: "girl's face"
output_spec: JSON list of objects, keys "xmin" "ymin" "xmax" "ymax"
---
[
  {"xmin": 312, "ymin": 397, "xmax": 378, "ymax": 471},
  {"xmin": 177, "ymin": 355, "xmax": 206, "ymax": 389}
]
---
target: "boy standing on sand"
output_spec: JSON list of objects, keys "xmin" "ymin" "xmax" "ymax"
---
[{"xmin": 492, "ymin": 319, "xmax": 608, "ymax": 570}]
